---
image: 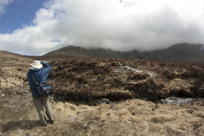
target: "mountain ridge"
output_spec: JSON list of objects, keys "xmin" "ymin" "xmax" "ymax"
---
[{"xmin": 43, "ymin": 43, "xmax": 204, "ymax": 63}]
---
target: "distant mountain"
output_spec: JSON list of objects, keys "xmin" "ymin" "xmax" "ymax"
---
[
  {"xmin": 0, "ymin": 50, "xmax": 24, "ymax": 59},
  {"xmin": 137, "ymin": 43, "xmax": 204, "ymax": 62},
  {"xmin": 43, "ymin": 45, "xmax": 123, "ymax": 58},
  {"xmin": 43, "ymin": 43, "xmax": 204, "ymax": 63}
]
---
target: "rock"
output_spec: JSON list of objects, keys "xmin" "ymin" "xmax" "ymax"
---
[
  {"xmin": 98, "ymin": 98, "xmax": 111, "ymax": 104},
  {"xmin": 98, "ymin": 63, "xmax": 106, "ymax": 67}
]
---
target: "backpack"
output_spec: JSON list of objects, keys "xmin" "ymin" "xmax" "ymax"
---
[{"xmin": 32, "ymin": 75, "xmax": 53, "ymax": 97}]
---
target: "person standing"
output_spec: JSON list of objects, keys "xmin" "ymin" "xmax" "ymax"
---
[{"xmin": 27, "ymin": 60, "xmax": 54, "ymax": 126}]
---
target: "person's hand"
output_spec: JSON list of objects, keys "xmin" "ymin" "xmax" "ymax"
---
[{"xmin": 41, "ymin": 61, "xmax": 49, "ymax": 64}]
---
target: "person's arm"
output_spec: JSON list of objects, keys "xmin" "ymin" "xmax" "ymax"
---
[
  {"xmin": 41, "ymin": 61, "xmax": 52, "ymax": 73},
  {"xmin": 27, "ymin": 71, "xmax": 33, "ymax": 92},
  {"xmin": 41, "ymin": 61, "xmax": 50, "ymax": 67}
]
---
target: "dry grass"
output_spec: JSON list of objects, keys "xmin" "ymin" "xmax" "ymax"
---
[
  {"xmin": 1, "ymin": 99, "xmax": 204, "ymax": 136},
  {"xmin": 0, "ymin": 52, "xmax": 204, "ymax": 136}
]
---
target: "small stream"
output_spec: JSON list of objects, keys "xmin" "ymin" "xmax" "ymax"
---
[
  {"xmin": 161, "ymin": 97, "xmax": 204, "ymax": 106},
  {"xmin": 114, "ymin": 64, "xmax": 204, "ymax": 106},
  {"xmin": 114, "ymin": 64, "xmax": 156, "ymax": 78}
]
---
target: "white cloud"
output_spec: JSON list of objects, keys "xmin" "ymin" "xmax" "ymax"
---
[
  {"xmin": 1, "ymin": 0, "xmax": 204, "ymax": 55},
  {"xmin": 0, "ymin": 0, "xmax": 13, "ymax": 15}
]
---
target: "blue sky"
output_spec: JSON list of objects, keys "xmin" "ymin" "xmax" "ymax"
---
[
  {"xmin": 0, "ymin": 0, "xmax": 48, "ymax": 33},
  {"xmin": 0, "ymin": 0, "xmax": 204, "ymax": 55}
]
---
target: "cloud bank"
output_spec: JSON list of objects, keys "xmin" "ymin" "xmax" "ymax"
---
[{"xmin": 1, "ymin": 0, "xmax": 204, "ymax": 55}]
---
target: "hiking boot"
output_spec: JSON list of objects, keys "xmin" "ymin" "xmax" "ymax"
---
[
  {"xmin": 47, "ymin": 120, "xmax": 55, "ymax": 124},
  {"xmin": 40, "ymin": 121, "xmax": 48, "ymax": 126},
  {"xmin": 50, "ymin": 120, "xmax": 54, "ymax": 124},
  {"xmin": 42, "ymin": 123, "xmax": 48, "ymax": 126}
]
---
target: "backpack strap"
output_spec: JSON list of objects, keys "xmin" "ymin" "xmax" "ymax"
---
[{"xmin": 31, "ymin": 74, "xmax": 40, "ymax": 86}]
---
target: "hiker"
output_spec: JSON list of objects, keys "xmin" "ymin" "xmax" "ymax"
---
[{"xmin": 27, "ymin": 60, "xmax": 55, "ymax": 126}]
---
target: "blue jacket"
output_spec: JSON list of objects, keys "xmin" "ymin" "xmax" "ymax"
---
[{"xmin": 27, "ymin": 62, "xmax": 51, "ymax": 98}]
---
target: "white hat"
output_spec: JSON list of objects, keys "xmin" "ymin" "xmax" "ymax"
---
[{"xmin": 31, "ymin": 60, "xmax": 43, "ymax": 69}]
